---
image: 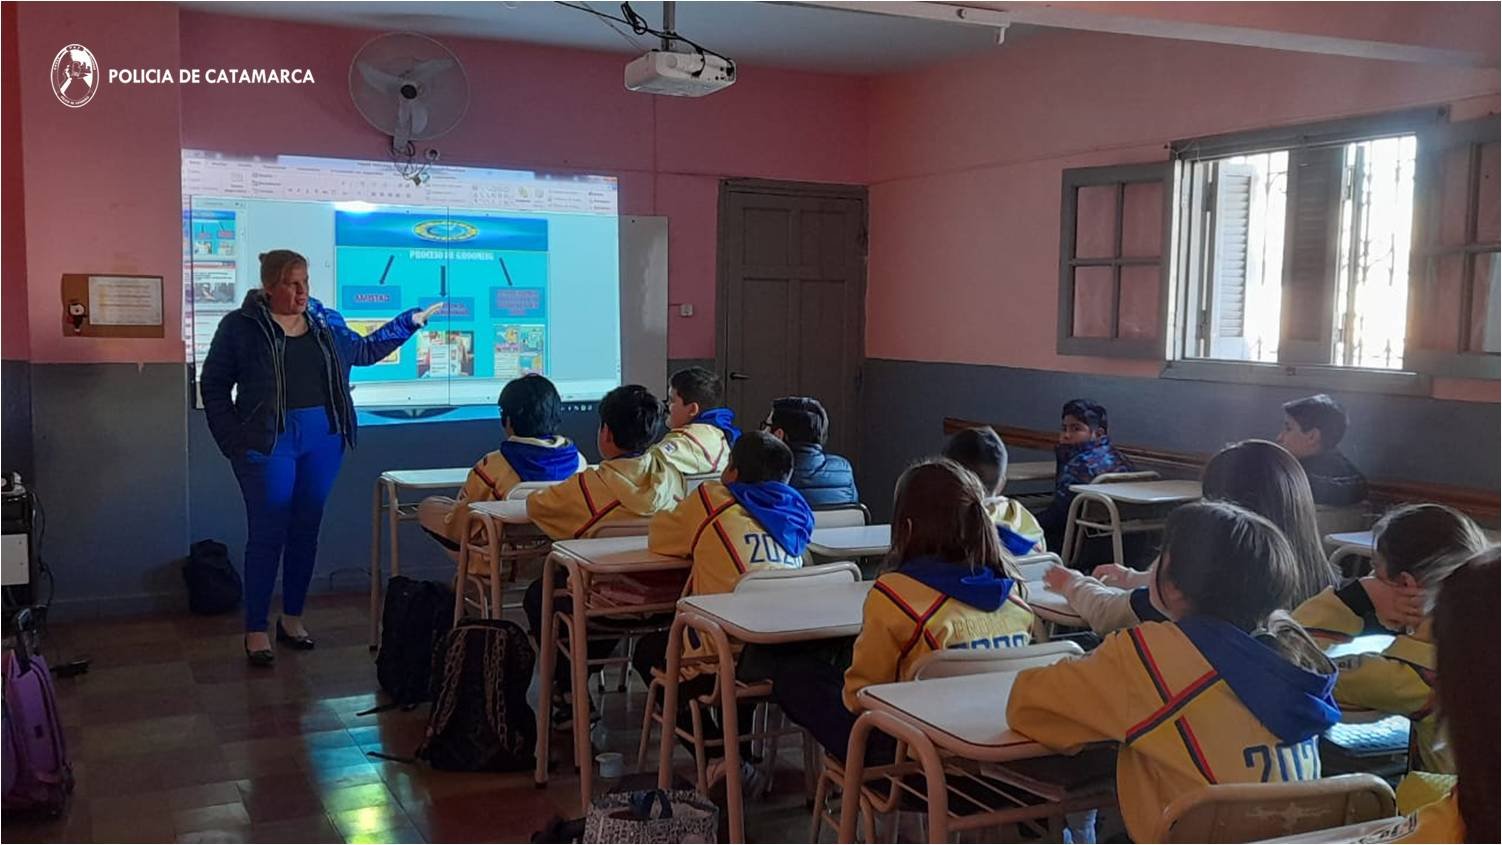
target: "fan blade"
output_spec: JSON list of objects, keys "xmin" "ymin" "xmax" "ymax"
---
[
  {"xmin": 407, "ymin": 100, "xmax": 429, "ymax": 136},
  {"xmin": 409, "ymin": 57, "xmax": 455, "ymax": 85},
  {"xmin": 394, "ymin": 98, "xmax": 414, "ymax": 153},
  {"xmin": 356, "ymin": 60, "xmax": 403, "ymax": 93}
]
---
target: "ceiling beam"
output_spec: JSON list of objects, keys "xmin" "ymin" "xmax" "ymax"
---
[{"xmin": 787, "ymin": 1, "xmax": 1493, "ymax": 67}]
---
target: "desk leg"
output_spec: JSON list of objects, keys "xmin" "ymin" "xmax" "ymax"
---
[
  {"xmin": 386, "ymin": 480, "xmax": 402, "ymax": 581},
  {"xmin": 369, "ymin": 480, "xmax": 384, "ymax": 650},
  {"xmin": 489, "ymin": 522, "xmax": 504, "ymax": 619},
  {"xmin": 839, "ymin": 711, "xmax": 950, "ymax": 844},
  {"xmin": 571, "ymin": 569, "xmax": 593, "ymax": 807},
  {"xmin": 534, "ymin": 554, "xmax": 558, "ymax": 787},
  {"xmin": 656, "ymin": 616, "xmax": 688, "ymax": 792}
]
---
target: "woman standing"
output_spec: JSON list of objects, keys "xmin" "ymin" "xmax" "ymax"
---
[{"xmin": 202, "ymin": 250, "xmax": 439, "ymax": 665}]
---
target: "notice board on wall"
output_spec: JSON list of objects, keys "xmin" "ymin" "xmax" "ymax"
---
[{"xmin": 60, "ymin": 274, "xmax": 165, "ymax": 338}]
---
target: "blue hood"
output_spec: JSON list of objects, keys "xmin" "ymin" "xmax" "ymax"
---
[
  {"xmin": 898, "ymin": 556, "xmax": 1016, "ymax": 612},
  {"xmin": 997, "ymin": 525, "xmax": 1038, "ymax": 556},
  {"xmin": 693, "ymin": 407, "xmax": 742, "ymax": 444},
  {"xmin": 728, "ymin": 481, "xmax": 814, "ymax": 557},
  {"xmin": 1129, "ymin": 587, "xmax": 1168, "ymax": 623},
  {"xmin": 499, "ymin": 437, "xmax": 581, "ymax": 482},
  {"xmin": 1178, "ymin": 615, "xmax": 1340, "ymax": 744}
]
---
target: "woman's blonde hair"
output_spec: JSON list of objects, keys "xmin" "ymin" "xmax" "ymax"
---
[
  {"xmin": 886, "ymin": 458, "xmax": 1025, "ymax": 587},
  {"xmin": 258, "ymin": 249, "xmax": 308, "ymax": 289}
]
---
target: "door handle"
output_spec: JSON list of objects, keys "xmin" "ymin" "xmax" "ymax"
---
[{"xmin": 728, "ymin": 371, "xmax": 750, "ymax": 381}]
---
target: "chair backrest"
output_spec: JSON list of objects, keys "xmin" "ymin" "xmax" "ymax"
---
[
  {"xmin": 1153, "ymin": 773, "xmax": 1397, "ymax": 844},
  {"xmin": 1092, "ymin": 470, "xmax": 1161, "ymax": 485},
  {"xmin": 588, "ymin": 517, "xmax": 652, "ymax": 539},
  {"xmin": 910, "ymin": 640, "xmax": 1084, "ymax": 680},
  {"xmin": 504, "ymin": 481, "xmax": 556, "ymax": 501},
  {"xmin": 684, "ymin": 473, "xmax": 719, "ymax": 493},
  {"xmin": 733, "ymin": 561, "xmax": 862, "ymax": 594},
  {"xmin": 1012, "ymin": 552, "xmax": 1063, "ymax": 583},
  {"xmin": 812, "ymin": 503, "xmax": 872, "ymax": 530}
]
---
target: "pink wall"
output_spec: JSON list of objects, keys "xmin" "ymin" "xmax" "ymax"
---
[
  {"xmin": 174, "ymin": 11, "xmax": 869, "ymax": 361},
  {"xmin": 13, "ymin": 2, "xmax": 184, "ymax": 365},
  {"xmin": 865, "ymin": 27, "xmax": 1501, "ymax": 397}
]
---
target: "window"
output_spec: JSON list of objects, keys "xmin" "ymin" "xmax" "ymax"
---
[
  {"xmin": 1056, "ymin": 162, "xmax": 1171, "ymax": 358},
  {"xmin": 1176, "ymin": 120, "xmax": 1423, "ymax": 370},
  {"xmin": 1055, "ymin": 108, "xmax": 1500, "ymax": 385}
]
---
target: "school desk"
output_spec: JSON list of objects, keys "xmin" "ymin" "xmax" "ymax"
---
[
  {"xmin": 807, "ymin": 524, "xmax": 892, "ymax": 558},
  {"xmin": 1006, "ymin": 461, "xmax": 1057, "ymax": 483},
  {"xmin": 369, "ymin": 467, "xmax": 469, "ymax": 647}
]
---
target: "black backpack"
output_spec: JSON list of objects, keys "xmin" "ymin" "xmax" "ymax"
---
[
  {"xmin": 417, "ymin": 618, "xmax": 536, "ymax": 772},
  {"xmin": 375, "ymin": 577, "xmax": 454, "ymax": 707},
  {"xmin": 182, "ymin": 540, "xmax": 242, "ymax": 615}
]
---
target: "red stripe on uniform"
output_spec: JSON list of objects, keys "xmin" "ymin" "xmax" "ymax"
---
[
  {"xmin": 1125, "ymin": 670, "xmax": 1220, "ymax": 741},
  {"xmin": 1128, "ymin": 627, "xmax": 1171, "ymax": 701},
  {"xmin": 679, "ymin": 429, "xmax": 713, "ymax": 464},
  {"xmin": 1176, "ymin": 718, "xmax": 1218, "ymax": 784},
  {"xmin": 690, "ymin": 487, "xmax": 737, "ymax": 554},
  {"xmin": 574, "ymin": 501, "xmax": 622, "ymax": 538},
  {"xmin": 713, "ymin": 520, "xmax": 748, "ymax": 574},
  {"xmin": 577, "ymin": 474, "xmax": 598, "ymax": 515}
]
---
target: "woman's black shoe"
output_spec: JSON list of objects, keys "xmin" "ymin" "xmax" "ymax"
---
[
  {"xmin": 244, "ymin": 638, "xmax": 276, "ymax": 667},
  {"xmin": 276, "ymin": 618, "xmax": 316, "ymax": 651}
]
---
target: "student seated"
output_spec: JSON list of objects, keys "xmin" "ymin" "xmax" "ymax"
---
[
  {"xmin": 629, "ymin": 431, "xmax": 815, "ymax": 787},
  {"xmin": 774, "ymin": 459, "xmax": 1035, "ymax": 762},
  {"xmin": 1037, "ymin": 398, "xmax": 1134, "ymax": 553},
  {"xmin": 1363, "ymin": 547, "xmax": 1498, "ymax": 843},
  {"xmin": 762, "ymin": 396, "xmax": 859, "ymax": 508},
  {"xmin": 1049, "ymin": 439, "xmax": 1337, "ymax": 635},
  {"xmin": 1277, "ymin": 393, "xmax": 1367, "ymax": 507},
  {"xmin": 522, "ymin": 385, "xmax": 681, "ymax": 694},
  {"xmin": 418, "ymin": 374, "xmax": 582, "ymax": 557},
  {"xmin": 1008, "ymin": 501, "xmax": 1341, "ymax": 843},
  {"xmin": 1292, "ymin": 503, "xmax": 1488, "ymax": 774},
  {"xmin": 943, "ymin": 426, "xmax": 1045, "ymax": 555},
  {"xmin": 651, "ymin": 366, "xmax": 740, "ymax": 478}
]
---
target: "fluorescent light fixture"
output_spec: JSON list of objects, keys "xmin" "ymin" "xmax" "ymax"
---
[{"xmin": 333, "ymin": 200, "xmax": 379, "ymax": 213}]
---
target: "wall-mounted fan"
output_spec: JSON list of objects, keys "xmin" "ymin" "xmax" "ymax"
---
[{"xmin": 349, "ymin": 32, "xmax": 469, "ymax": 181}]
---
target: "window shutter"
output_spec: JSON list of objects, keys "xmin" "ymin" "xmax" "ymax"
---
[
  {"xmin": 1278, "ymin": 145, "xmax": 1345, "ymax": 364},
  {"xmin": 1058, "ymin": 162, "xmax": 1172, "ymax": 358},
  {"xmin": 1208, "ymin": 164, "xmax": 1256, "ymax": 359},
  {"xmin": 1405, "ymin": 115, "xmax": 1501, "ymax": 379}
]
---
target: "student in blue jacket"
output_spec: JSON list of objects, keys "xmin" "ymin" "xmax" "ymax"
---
[
  {"xmin": 201, "ymin": 249, "xmax": 439, "ymax": 666},
  {"xmin": 761, "ymin": 396, "xmax": 859, "ymax": 508}
]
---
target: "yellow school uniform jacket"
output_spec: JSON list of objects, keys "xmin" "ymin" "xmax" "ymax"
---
[
  {"xmin": 1360, "ymin": 792, "xmax": 1466, "ymax": 844},
  {"xmin": 843, "ymin": 567, "xmax": 1035, "ymax": 711},
  {"xmin": 1292, "ymin": 586, "xmax": 1448, "ymax": 772},
  {"xmin": 648, "ymin": 482, "xmax": 803, "ymax": 597},
  {"xmin": 526, "ymin": 451, "xmax": 684, "ymax": 541},
  {"xmin": 440, "ymin": 437, "xmax": 581, "ymax": 543},
  {"xmin": 1007, "ymin": 622, "xmax": 1331, "ymax": 841},
  {"xmin": 986, "ymin": 496, "xmax": 1046, "ymax": 554},
  {"xmin": 651, "ymin": 423, "xmax": 731, "ymax": 478}
]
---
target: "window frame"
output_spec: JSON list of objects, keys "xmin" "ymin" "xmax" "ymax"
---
[
  {"xmin": 1056, "ymin": 161, "xmax": 1174, "ymax": 359},
  {"xmin": 1164, "ymin": 107, "xmax": 1448, "ymax": 388}
]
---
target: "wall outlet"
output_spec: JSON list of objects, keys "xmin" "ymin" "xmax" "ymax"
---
[{"xmin": 677, "ymin": 303, "xmax": 694, "ymax": 317}]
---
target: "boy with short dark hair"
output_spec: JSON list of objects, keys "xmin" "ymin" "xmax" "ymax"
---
[
  {"xmin": 418, "ymin": 374, "xmax": 582, "ymax": 555},
  {"xmin": 653, "ymin": 366, "xmax": 740, "ymax": 478},
  {"xmin": 1277, "ymin": 394, "xmax": 1367, "ymax": 507},
  {"xmin": 764, "ymin": 396, "xmax": 859, "ymax": 508},
  {"xmin": 525, "ymin": 384, "xmax": 683, "ymax": 540},
  {"xmin": 943, "ymin": 426, "xmax": 1045, "ymax": 555},
  {"xmin": 1038, "ymin": 398, "xmax": 1134, "ymax": 550}
]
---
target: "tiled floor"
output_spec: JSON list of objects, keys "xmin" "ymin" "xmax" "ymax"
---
[{"xmin": 5, "ymin": 593, "xmax": 822, "ymax": 844}]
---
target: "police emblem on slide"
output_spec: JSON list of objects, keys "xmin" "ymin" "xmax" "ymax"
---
[
  {"xmin": 412, "ymin": 220, "xmax": 479, "ymax": 242},
  {"xmin": 51, "ymin": 44, "xmax": 98, "ymax": 108}
]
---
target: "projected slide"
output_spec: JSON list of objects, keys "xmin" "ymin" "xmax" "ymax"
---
[{"xmin": 182, "ymin": 150, "xmax": 621, "ymax": 419}]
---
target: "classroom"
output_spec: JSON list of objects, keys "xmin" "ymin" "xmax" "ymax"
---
[{"xmin": 1, "ymin": 1, "xmax": 1498, "ymax": 843}]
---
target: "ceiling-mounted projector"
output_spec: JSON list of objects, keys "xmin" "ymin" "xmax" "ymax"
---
[{"xmin": 625, "ymin": 50, "xmax": 735, "ymax": 97}]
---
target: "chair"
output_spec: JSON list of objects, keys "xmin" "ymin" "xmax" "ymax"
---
[
  {"xmin": 684, "ymin": 472, "xmax": 719, "ymax": 493},
  {"xmin": 811, "ymin": 642, "xmax": 1099, "ymax": 843},
  {"xmin": 636, "ymin": 562, "xmax": 861, "ymax": 793},
  {"xmin": 1327, "ymin": 544, "xmax": 1375, "ymax": 580},
  {"xmin": 1152, "ymin": 774, "xmax": 1396, "ymax": 843},
  {"xmin": 812, "ymin": 503, "xmax": 873, "ymax": 530},
  {"xmin": 1060, "ymin": 470, "xmax": 1164, "ymax": 568}
]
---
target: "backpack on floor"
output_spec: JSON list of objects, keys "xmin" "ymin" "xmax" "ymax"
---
[
  {"xmin": 3, "ymin": 629, "xmax": 73, "ymax": 816},
  {"xmin": 375, "ymin": 576, "xmax": 455, "ymax": 708},
  {"xmin": 182, "ymin": 539, "xmax": 242, "ymax": 615},
  {"xmin": 418, "ymin": 618, "xmax": 537, "ymax": 772}
]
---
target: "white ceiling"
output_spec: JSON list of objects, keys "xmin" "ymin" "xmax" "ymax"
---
[{"xmin": 176, "ymin": 1, "xmax": 1024, "ymax": 74}]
